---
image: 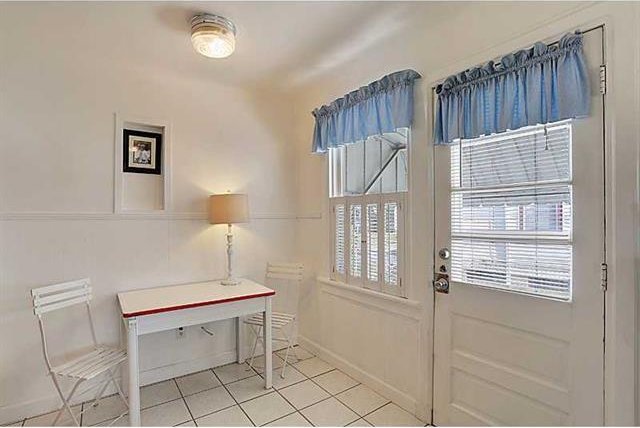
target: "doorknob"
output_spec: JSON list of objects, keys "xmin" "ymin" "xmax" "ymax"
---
[{"xmin": 433, "ymin": 276, "xmax": 450, "ymax": 294}]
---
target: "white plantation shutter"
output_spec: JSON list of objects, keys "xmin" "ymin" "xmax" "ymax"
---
[
  {"xmin": 450, "ymin": 121, "xmax": 573, "ymax": 300},
  {"xmin": 383, "ymin": 199, "xmax": 400, "ymax": 289},
  {"xmin": 349, "ymin": 203, "xmax": 363, "ymax": 279},
  {"xmin": 365, "ymin": 202, "xmax": 379, "ymax": 283},
  {"xmin": 330, "ymin": 194, "xmax": 405, "ymax": 296},
  {"xmin": 334, "ymin": 202, "xmax": 346, "ymax": 277}
]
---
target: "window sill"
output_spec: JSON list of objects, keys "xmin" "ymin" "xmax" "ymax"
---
[{"xmin": 317, "ymin": 276, "xmax": 422, "ymax": 320}]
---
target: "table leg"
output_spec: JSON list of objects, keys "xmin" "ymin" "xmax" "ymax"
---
[
  {"xmin": 127, "ymin": 318, "xmax": 141, "ymax": 426},
  {"xmin": 236, "ymin": 316, "xmax": 245, "ymax": 364},
  {"xmin": 264, "ymin": 297, "xmax": 272, "ymax": 389},
  {"xmin": 120, "ymin": 318, "xmax": 127, "ymax": 392}
]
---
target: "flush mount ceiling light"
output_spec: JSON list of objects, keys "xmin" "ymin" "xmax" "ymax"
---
[{"xmin": 191, "ymin": 14, "xmax": 236, "ymax": 59}]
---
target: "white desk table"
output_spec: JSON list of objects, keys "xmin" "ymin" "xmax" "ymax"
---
[{"xmin": 117, "ymin": 279, "xmax": 275, "ymax": 426}]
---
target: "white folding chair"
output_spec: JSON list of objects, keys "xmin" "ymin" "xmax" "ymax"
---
[
  {"xmin": 245, "ymin": 262, "xmax": 303, "ymax": 378},
  {"xmin": 31, "ymin": 278, "xmax": 128, "ymax": 426}
]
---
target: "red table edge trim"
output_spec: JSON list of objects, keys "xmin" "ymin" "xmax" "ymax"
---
[{"xmin": 121, "ymin": 290, "xmax": 276, "ymax": 318}]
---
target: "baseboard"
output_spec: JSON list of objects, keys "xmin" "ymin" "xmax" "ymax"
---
[{"xmin": 298, "ymin": 335, "xmax": 418, "ymax": 416}]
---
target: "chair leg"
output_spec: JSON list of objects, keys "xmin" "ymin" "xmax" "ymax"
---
[
  {"xmin": 280, "ymin": 322, "xmax": 296, "ymax": 379},
  {"xmin": 89, "ymin": 372, "xmax": 112, "ymax": 409},
  {"xmin": 248, "ymin": 325, "xmax": 262, "ymax": 371},
  {"xmin": 108, "ymin": 368, "xmax": 129, "ymax": 408},
  {"xmin": 50, "ymin": 375, "xmax": 82, "ymax": 426}
]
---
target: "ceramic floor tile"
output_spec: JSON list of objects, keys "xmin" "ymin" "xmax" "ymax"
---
[
  {"xmin": 226, "ymin": 375, "xmax": 273, "ymax": 403},
  {"xmin": 347, "ymin": 418, "xmax": 373, "ymax": 427},
  {"xmin": 90, "ymin": 415, "xmax": 129, "ymax": 427},
  {"xmin": 240, "ymin": 392, "xmax": 294, "ymax": 426},
  {"xmin": 141, "ymin": 379, "xmax": 182, "ymax": 409},
  {"xmin": 293, "ymin": 357, "xmax": 333, "ymax": 378},
  {"xmin": 277, "ymin": 346, "xmax": 314, "ymax": 362},
  {"xmin": 213, "ymin": 363, "xmax": 257, "ymax": 384},
  {"xmin": 81, "ymin": 394, "xmax": 127, "ymax": 426},
  {"xmin": 313, "ymin": 370, "xmax": 359, "ymax": 395},
  {"xmin": 364, "ymin": 403, "xmax": 424, "ymax": 427},
  {"xmin": 247, "ymin": 353, "xmax": 284, "ymax": 374},
  {"xmin": 279, "ymin": 380, "xmax": 330, "ymax": 410},
  {"xmin": 260, "ymin": 366, "xmax": 306, "ymax": 390},
  {"xmin": 176, "ymin": 421, "xmax": 196, "ymax": 427},
  {"xmin": 265, "ymin": 412, "xmax": 312, "ymax": 427},
  {"xmin": 195, "ymin": 406, "xmax": 253, "ymax": 427},
  {"xmin": 25, "ymin": 405, "xmax": 81, "ymax": 426},
  {"xmin": 140, "ymin": 398, "xmax": 191, "ymax": 427},
  {"xmin": 176, "ymin": 370, "xmax": 221, "ymax": 396},
  {"xmin": 183, "ymin": 386, "xmax": 235, "ymax": 419},
  {"xmin": 300, "ymin": 397, "xmax": 359, "ymax": 427},
  {"xmin": 336, "ymin": 384, "xmax": 389, "ymax": 417}
]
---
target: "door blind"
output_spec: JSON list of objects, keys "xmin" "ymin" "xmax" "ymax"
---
[{"xmin": 450, "ymin": 121, "xmax": 573, "ymax": 300}]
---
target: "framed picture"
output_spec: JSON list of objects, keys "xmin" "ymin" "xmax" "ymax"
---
[{"xmin": 123, "ymin": 129, "xmax": 162, "ymax": 175}]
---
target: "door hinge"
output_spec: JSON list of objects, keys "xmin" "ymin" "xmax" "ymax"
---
[
  {"xmin": 599, "ymin": 64, "xmax": 607, "ymax": 95},
  {"xmin": 600, "ymin": 262, "xmax": 608, "ymax": 291}
]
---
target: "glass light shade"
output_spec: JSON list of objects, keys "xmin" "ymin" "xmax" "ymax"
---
[
  {"xmin": 191, "ymin": 14, "xmax": 236, "ymax": 59},
  {"xmin": 191, "ymin": 28, "xmax": 235, "ymax": 58}
]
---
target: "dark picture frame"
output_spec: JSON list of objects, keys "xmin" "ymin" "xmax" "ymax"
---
[{"xmin": 123, "ymin": 129, "xmax": 163, "ymax": 175}]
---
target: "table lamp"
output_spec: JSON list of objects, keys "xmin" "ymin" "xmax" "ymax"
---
[{"xmin": 208, "ymin": 193, "xmax": 249, "ymax": 285}]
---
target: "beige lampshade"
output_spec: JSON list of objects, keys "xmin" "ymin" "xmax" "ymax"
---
[{"xmin": 208, "ymin": 193, "xmax": 249, "ymax": 224}]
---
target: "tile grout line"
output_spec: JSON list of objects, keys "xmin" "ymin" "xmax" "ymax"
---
[
  {"xmin": 304, "ymin": 368, "xmax": 366, "ymax": 424},
  {"xmin": 299, "ymin": 356, "xmax": 422, "ymax": 426},
  {"xmin": 173, "ymin": 377, "xmax": 197, "ymax": 426},
  {"xmin": 211, "ymin": 365, "xmax": 260, "ymax": 427},
  {"xmin": 269, "ymin": 385, "xmax": 315, "ymax": 427},
  {"xmin": 268, "ymin": 352, "xmax": 368, "ymax": 426},
  {"xmin": 360, "ymin": 402, "xmax": 395, "ymax": 426}
]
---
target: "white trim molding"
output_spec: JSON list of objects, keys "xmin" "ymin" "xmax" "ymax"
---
[
  {"xmin": 0, "ymin": 212, "xmax": 312, "ymax": 221},
  {"xmin": 317, "ymin": 276, "xmax": 422, "ymax": 320}
]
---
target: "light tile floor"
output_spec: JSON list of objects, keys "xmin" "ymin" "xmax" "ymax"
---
[{"xmin": 12, "ymin": 346, "xmax": 426, "ymax": 427}]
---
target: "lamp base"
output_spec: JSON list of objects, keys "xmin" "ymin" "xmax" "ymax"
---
[{"xmin": 220, "ymin": 278, "xmax": 241, "ymax": 286}]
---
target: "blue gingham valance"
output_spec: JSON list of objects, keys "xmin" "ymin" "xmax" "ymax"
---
[
  {"xmin": 434, "ymin": 32, "xmax": 590, "ymax": 145},
  {"xmin": 311, "ymin": 69, "xmax": 421, "ymax": 153}
]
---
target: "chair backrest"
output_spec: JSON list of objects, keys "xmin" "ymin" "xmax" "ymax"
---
[
  {"xmin": 31, "ymin": 278, "xmax": 95, "ymax": 371},
  {"xmin": 31, "ymin": 278, "xmax": 92, "ymax": 316},
  {"xmin": 265, "ymin": 263, "xmax": 303, "ymax": 315},
  {"xmin": 266, "ymin": 262, "xmax": 303, "ymax": 282}
]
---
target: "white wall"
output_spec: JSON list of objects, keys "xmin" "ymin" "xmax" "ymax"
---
[
  {"xmin": 292, "ymin": 2, "xmax": 639, "ymax": 424},
  {"xmin": 0, "ymin": 5, "xmax": 298, "ymax": 423}
]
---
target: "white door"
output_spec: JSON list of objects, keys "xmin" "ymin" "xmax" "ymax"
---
[{"xmin": 432, "ymin": 29, "xmax": 605, "ymax": 426}]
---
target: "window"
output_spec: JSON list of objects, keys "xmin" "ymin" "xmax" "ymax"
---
[
  {"xmin": 450, "ymin": 121, "xmax": 572, "ymax": 300},
  {"xmin": 329, "ymin": 129, "xmax": 408, "ymax": 296}
]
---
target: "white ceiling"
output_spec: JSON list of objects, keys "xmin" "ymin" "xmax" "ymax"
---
[{"xmin": 1, "ymin": 1, "xmax": 446, "ymax": 90}]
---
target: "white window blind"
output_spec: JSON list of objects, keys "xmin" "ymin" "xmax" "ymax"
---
[{"xmin": 450, "ymin": 121, "xmax": 573, "ymax": 300}]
